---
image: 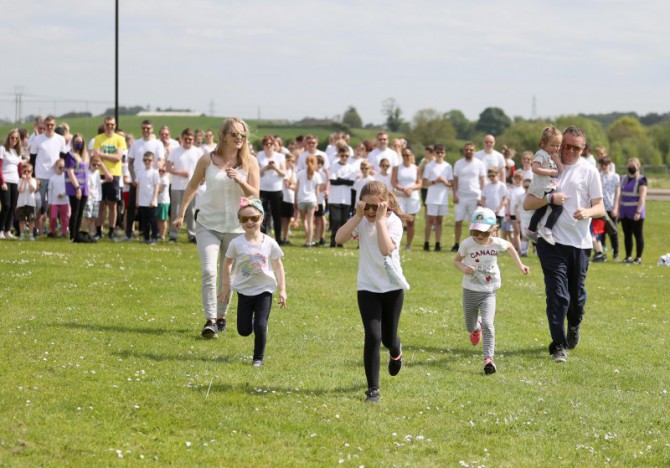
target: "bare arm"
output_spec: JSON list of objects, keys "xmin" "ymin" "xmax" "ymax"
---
[
  {"xmin": 375, "ymin": 202, "xmax": 396, "ymax": 257},
  {"xmin": 271, "ymin": 258, "xmax": 287, "ymax": 308},
  {"xmin": 531, "ymin": 161, "xmax": 558, "ymax": 177},
  {"xmin": 217, "ymin": 257, "xmax": 235, "ymax": 304},
  {"xmin": 506, "ymin": 244, "xmax": 530, "ymax": 275},
  {"xmin": 227, "ymin": 157, "xmax": 260, "ymax": 198},
  {"xmin": 453, "ymin": 252, "xmax": 475, "ymax": 276},
  {"xmin": 172, "ymin": 155, "xmax": 208, "ymax": 229},
  {"xmin": 573, "ymin": 198, "xmax": 605, "ymax": 220}
]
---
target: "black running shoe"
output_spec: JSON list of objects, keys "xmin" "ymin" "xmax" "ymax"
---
[
  {"xmin": 365, "ymin": 388, "xmax": 381, "ymax": 403},
  {"xmin": 216, "ymin": 318, "xmax": 227, "ymax": 333},
  {"xmin": 201, "ymin": 321, "xmax": 218, "ymax": 339}
]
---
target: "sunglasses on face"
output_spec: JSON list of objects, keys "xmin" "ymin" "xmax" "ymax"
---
[
  {"xmin": 239, "ymin": 215, "xmax": 261, "ymax": 223},
  {"xmin": 143, "ymin": 159, "xmax": 153, "ymax": 163},
  {"xmin": 472, "ymin": 230, "xmax": 491, "ymax": 237},
  {"xmin": 488, "ymin": 174, "xmax": 497, "ymax": 178},
  {"xmin": 229, "ymin": 132, "xmax": 246, "ymax": 139},
  {"xmin": 564, "ymin": 143, "xmax": 583, "ymax": 153},
  {"xmin": 364, "ymin": 204, "xmax": 378, "ymax": 211}
]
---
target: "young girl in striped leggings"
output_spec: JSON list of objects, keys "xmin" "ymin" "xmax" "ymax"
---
[{"xmin": 453, "ymin": 207, "xmax": 529, "ymax": 375}]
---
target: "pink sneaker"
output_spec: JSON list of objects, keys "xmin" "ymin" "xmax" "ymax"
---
[{"xmin": 470, "ymin": 318, "xmax": 482, "ymax": 346}]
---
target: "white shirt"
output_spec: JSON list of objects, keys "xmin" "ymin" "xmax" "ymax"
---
[
  {"xmin": 47, "ymin": 172, "xmax": 68, "ymax": 205},
  {"xmin": 395, "ymin": 164, "xmax": 420, "ymax": 200},
  {"xmin": 458, "ymin": 237, "xmax": 510, "ymax": 292},
  {"xmin": 282, "ymin": 168, "xmax": 296, "ymax": 204},
  {"xmin": 128, "ymin": 138, "xmax": 165, "ymax": 181},
  {"xmin": 31, "ymin": 133, "xmax": 67, "ymax": 180},
  {"xmin": 226, "ymin": 234, "xmax": 284, "ymax": 296},
  {"xmin": 482, "ymin": 181, "xmax": 508, "ymax": 216},
  {"xmin": 424, "ymin": 160, "xmax": 453, "ymax": 205},
  {"xmin": 373, "ymin": 172, "xmax": 393, "ymax": 193},
  {"xmin": 297, "ymin": 150, "xmax": 329, "ymax": 171},
  {"xmin": 369, "ymin": 147, "xmax": 400, "ymax": 171},
  {"xmin": 353, "ymin": 175, "xmax": 374, "ymax": 205},
  {"xmin": 87, "ymin": 170, "xmax": 101, "ymax": 202},
  {"xmin": 541, "ymin": 157, "xmax": 603, "ymax": 249},
  {"xmin": 0, "ymin": 147, "xmax": 21, "ymax": 184},
  {"xmin": 296, "ymin": 170, "xmax": 322, "ymax": 204},
  {"xmin": 18, "ymin": 178, "xmax": 37, "ymax": 207},
  {"xmin": 453, "ymin": 158, "xmax": 486, "ymax": 200},
  {"xmin": 352, "ymin": 212, "xmax": 409, "ymax": 292},
  {"xmin": 167, "ymin": 146, "xmax": 200, "ymax": 190},
  {"xmin": 258, "ymin": 151, "xmax": 286, "ymax": 192},
  {"xmin": 475, "ymin": 149, "xmax": 505, "ymax": 183},
  {"xmin": 329, "ymin": 161, "xmax": 357, "ymax": 205},
  {"xmin": 136, "ymin": 168, "xmax": 159, "ymax": 207},
  {"xmin": 157, "ymin": 174, "xmax": 170, "ymax": 204}
]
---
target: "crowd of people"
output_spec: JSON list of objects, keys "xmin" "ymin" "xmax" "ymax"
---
[{"xmin": 0, "ymin": 116, "xmax": 651, "ymax": 400}]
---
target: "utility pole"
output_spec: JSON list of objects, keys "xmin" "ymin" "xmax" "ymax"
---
[
  {"xmin": 14, "ymin": 86, "xmax": 23, "ymax": 125},
  {"xmin": 531, "ymin": 95, "xmax": 537, "ymax": 120},
  {"xmin": 115, "ymin": 0, "xmax": 119, "ymax": 125}
]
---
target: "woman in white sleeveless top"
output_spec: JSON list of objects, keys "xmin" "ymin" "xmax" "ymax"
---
[{"xmin": 173, "ymin": 117, "xmax": 260, "ymax": 338}]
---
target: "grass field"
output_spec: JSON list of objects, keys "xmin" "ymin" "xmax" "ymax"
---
[{"xmin": 1, "ymin": 202, "xmax": 669, "ymax": 466}]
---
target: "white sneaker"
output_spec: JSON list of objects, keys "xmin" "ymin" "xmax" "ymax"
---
[
  {"xmin": 540, "ymin": 226, "xmax": 555, "ymax": 245},
  {"xmin": 0, "ymin": 231, "xmax": 5, "ymax": 239},
  {"xmin": 5, "ymin": 231, "xmax": 15, "ymax": 239}
]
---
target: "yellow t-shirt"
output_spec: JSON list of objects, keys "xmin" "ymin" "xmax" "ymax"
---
[{"xmin": 93, "ymin": 133, "xmax": 127, "ymax": 176}]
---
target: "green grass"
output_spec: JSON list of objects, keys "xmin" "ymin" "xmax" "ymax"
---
[{"xmin": 1, "ymin": 203, "xmax": 669, "ymax": 466}]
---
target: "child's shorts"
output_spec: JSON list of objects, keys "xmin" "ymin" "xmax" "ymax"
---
[
  {"xmin": 17, "ymin": 205, "xmax": 36, "ymax": 222},
  {"xmin": 298, "ymin": 201, "xmax": 316, "ymax": 212},
  {"xmin": 280, "ymin": 201, "xmax": 294, "ymax": 218},
  {"xmin": 157, "ymin": 203, "xmax": 170, "ymax": 221},
  {"xmin": 426, "ymin": 203, "xmax": 448, "ymax": 217},
  {"xmin": 84, "ymin": 200, "xmax": 100, "ymax": 219}
]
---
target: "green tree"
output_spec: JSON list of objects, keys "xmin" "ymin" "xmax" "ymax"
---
[
  {"xmin": 649, "ymin": 120, "xmax": 670, "ymax": 165},
  {"xmin": 607, "ymin": 116, "xmax": 647, "ymax": 142},
  {"xmin": 607, "ymin": 116, "xmax": 661, "ymax": 166},
  {"xmin": 445, "ymin": 109, "xmax": 472, "ymax": 140},
  {"xmin": 498, "ymin": 120, "xmax": 551, "ymax": 154},
  {"xmin": 342, "ymin": 106, "xmax": 363, "ymax": 128},
  {"xmin": 555, "ymin": 115, "xmax": 608, "ymax": 150},
  {"xmin": 475, "ymin": 107, "xmax": 512, "ymax": 136},
  {"xmin": 407, "ymin": 109, "xmax": 456, "ymax": 147},
  {"xmin": 381, "ymin": 98, "xmax": 404, "ymax": 132}
]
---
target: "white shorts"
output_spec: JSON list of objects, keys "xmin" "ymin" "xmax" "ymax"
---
[
  {"xmin": 398, "ymin": 196, "xmax": 421, "ymax": 215},
  {"xmin": 455, "ymin": 198, "xmax": 480, "ymax": 222},
  {"xmin": 426, "ymin": 204, "xmax": 448, "ymax": 217}
]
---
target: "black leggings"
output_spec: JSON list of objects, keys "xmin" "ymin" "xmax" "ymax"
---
[
  {"xmin": 528, "ymin": 193, "xmax": 564, "ymax": 232},
  {"xmin": 357, "ymin": 289, "xmax": 403, "ymax": 390},
  {"xmin": 237, "ymin": 291, "xmax": 273, "ymax": 361},
  {"xmin": 620, "ymin": 217, "xmax": 644, "ymax": 259},
  {"xmin": 68, "ymin": 195, "xmax": 88, "ymax": 240},
  {"xmin": 0, "ymin": 182, "xmax": 19, "ymax": 232},
  {"xmin": 260, "ymin": 190, "xmax": 283, "ymax": 243}
]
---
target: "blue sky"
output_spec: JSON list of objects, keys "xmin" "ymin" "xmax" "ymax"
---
[{"xmin": 1, "ymin": 0, "xmax": 669, "ymax": 125}]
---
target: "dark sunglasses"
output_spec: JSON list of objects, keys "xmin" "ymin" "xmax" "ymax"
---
[
  {"xmin": 239, "ymin": 215, "xmax": 261, "ymax": 223},
  {"xmin": 472, "ymin": 230, "xmax": 491, "ymax": 237},
  {"xmin": 364, "ymin": 204, "xmax": 378, "ymax": 211}
]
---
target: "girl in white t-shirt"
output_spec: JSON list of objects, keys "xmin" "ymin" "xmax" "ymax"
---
[
  {"xmin": 453, "ymin": 208, "xmax": 529, "ymax": 375},
  {"xmin": 294, "ymin": 154, "xmax": 323, "ymax": 247},
  {"xmin": 335, "ymin": 180, "xmax": 410, "ymax": 403},
  {"xmin": 219, "ymin": 198, "xmax": 286, "ymax": 367}
]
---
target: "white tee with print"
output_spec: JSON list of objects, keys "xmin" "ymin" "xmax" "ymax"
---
[
  {"xmin": 225, "ymin": 234, "xmax": 284, "ymax": 296},
  {"xmin": 458, "ymin": 236, "xmax": 510, "ymax": 292}
]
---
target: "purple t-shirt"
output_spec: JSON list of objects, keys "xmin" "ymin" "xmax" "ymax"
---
[{"xmin": 64, "ymin": 153, "xmax": 90, "ymax": 197}]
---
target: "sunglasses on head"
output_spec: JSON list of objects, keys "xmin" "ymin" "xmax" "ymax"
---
[{"xmin": 239, "ymin": 215, "xmax": 261, "ymax": 223}]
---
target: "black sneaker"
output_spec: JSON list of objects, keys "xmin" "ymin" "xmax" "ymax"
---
[
  {"xmin": 592, "ymin": 252, "xmax": 606, "ymax": 262},
  {"xmin": 201, "ymin": 321, "xmax": 218, "ymax": 339},
  {"xmin": 450, "ymin": 243, "xmax": 460, "ymax": 252},
  {"xmin": 216, "ymin": 318, "xmax": 227, "ymax": 332},
  {"xmin": 484, "ymin": 356, "xmax": 497, "ymax": 375},
  {"xmin": 365, "ymin": 388, "xmax": 381, "ymax": 403},
  {"xmin": 434, "ymin": 243, "xmax": 442, "ymax": 252},
  {"xmin": 388, "ymin": 353, "xmax": 403, "ymax": 376},
  {"xmin": 567, "ymin": 325, "xmax": 580, "ymax": 349},
  {"xmin": 423, "ymin": 242, "xmax": 430, "ymax": 252},
  {"xmin": 552, "ymin": 345, "xmax": 567, "ymax": 363}
]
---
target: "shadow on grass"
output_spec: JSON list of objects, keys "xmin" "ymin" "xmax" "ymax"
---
[
  {"xmin": 53, "ymin": 321, "xmax": 192, "ymax": 336},
  {"xmin": 112, "ymin": 349, "xmax": 233, "ymax": 363},
  {"xmin": 402, "ymin": 343, "xmax": 547, "ymax": 367},
  {"xmin": 197, "ymin": 381, "xmax": 362, "ymax": 397}
]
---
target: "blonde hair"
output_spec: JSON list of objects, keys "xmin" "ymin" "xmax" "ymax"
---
[
  {"xmin": 305, "ymin": 154, "xmax": 317, "ymax": 179},
  {"xmin": 538, "ymin": 125, "xmax": 562, "ymax": 148},
  {"xmin": 359, "ymin": 180, "xmax": 412, "ymax": 221},
  {"xmin": 215, "ymin": 117, "xmax": 254, "ymax": 173}
]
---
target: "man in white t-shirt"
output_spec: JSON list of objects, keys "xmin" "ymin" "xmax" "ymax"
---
[
  {"xmin": 27, "ymin": 115, "xmax": 45, "ymax": 156},
  {"xmin": 29, "ymin": 115, "xmax": 68, "ymax": 235},
  {"xmin": 523, "ymin": 126, "xmax": 604, "ymax": 364},
  {"xmin": 297, "ymin": 135, "xmax": 329, "ymax": 171},
  {"xmin": 124, "ymin": 120, "xmax": 166, "ymax": 240},
  {"xmin": 475, "ymin": 134, "xmax": 506, "ymax": 184},
  {"xmin": 159, "ymin": 126, "xmax": 180, "ymax": 158},
  {"xmin": 166, "ymin": 128, "xmax": 201, "ymax": 242},
  {"xmin": 369, "ymin": 132, "xmax": 400, "ymax": 173},
  {"xmin": 451, "ymin": 142, "xmax": 486, "ymax": 252}
]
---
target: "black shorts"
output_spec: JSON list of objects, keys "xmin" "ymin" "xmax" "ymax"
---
[
  {"xmin": 315, "ymin": 204, "xmax": 325, "ymax": 218},
  {"xmin": 280, "ymin": 201, "xmax": 295, "ymax": 218},
  {"xmin": 101, "ymin": 176, "xmax": 121, "ymax": 202}
]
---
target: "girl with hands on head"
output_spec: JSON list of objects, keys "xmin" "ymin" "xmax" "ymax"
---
[{"xmin": 335, "ymin": 181, "xmax": 411, "ymax": 403}]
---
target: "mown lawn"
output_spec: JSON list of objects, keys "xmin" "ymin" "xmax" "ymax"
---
[{"xmin": 1, "ymin": 202, "xmax": 668, "ymax": 466}]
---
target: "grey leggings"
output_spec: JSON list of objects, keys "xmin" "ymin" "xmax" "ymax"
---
[{"xmin": 462, "ymin": 289, "xmax": 496, "ymax": 359}]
